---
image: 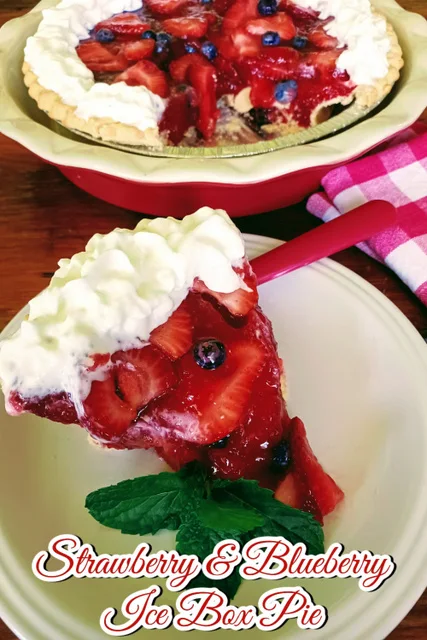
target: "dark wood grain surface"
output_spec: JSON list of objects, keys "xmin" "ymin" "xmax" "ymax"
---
[{"xmin": 0, "ymin": 1, "xmax": 426, "ymax": 638}]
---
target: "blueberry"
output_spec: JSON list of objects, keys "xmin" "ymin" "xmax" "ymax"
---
[
  {"xmin": 257, "ymin": 0, "xmax": 278, "ymax": 16},
  {"xmin": 194, "ymin": 339, "xmax": 226, "ymax": 370},
  {"xmin": 274, "ymin": 79, "xmax": 298, "ymax": 103},
  {"xmin": 262, "ymin": 31, "xmax": 280, "ymax": 47},
  {"xmin": 292, "ymin": 35, "xmax": 308, "ymax": 49},
  {"xmin": 142, "ymin": 30, "xmax": 157, "ymax": 40},
  {"xmin": 248, "ymin": 108, "xmax": 271, "ymax": 127},
  {"xmin": 270, "ymin": 440, "xmax": 291, "ymax": 473},
  {"xmin": 157, "ymin": 32, "xmax": 171, "ymax": 45},
  {"xmin": 95, "ymin": 28, "xmax": 115, "ymax": 43},
  {"xmin": 209, "ymin": 435, "xmax": 230, "ymax": 449},
  {"xmin": 201, "ymin": 0, "xmax": 212, "ymax": 4},
  {"xmin": 185, "ymin": 43, "xmax": 198, "ymax": 54},
  {"xmin": 201, "ymin": 41, "xmax": 218, "ymax": 60}
]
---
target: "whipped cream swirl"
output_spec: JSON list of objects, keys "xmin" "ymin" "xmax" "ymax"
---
[
  {"xmin": 0, "ymin": 208, "xmax": 247, "ymax": 406},
  {"xmin": 295, "ymin": 0, "xmax": 391, "ymax": 85}
]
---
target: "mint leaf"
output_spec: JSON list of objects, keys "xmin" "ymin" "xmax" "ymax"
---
[
  {"xmin": 198, "ymin": 497, "xmax": 264, "ymax": 535},
  {"xmin": 85, "ymin": 462, "xmax": 207, "ymax": 535},
  {"xmin": 212, "ymin": 479, "xmax": 324, "ymax": 555},
  {"xmin": 176, "ymin": 517, "xmax": 242, "ymax": 600}
]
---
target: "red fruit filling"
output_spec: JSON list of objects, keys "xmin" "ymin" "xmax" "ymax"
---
[
  {"xmin": 10, "ymin": 267, "xmax": 343, "ymax": 523},
  {"xmin": 75, "ymin": 0, "xmax": 355, "ymax": 144}
]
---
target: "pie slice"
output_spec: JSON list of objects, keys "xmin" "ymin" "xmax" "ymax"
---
[
  {"xmin": 22, "ymin": 0, "xmax": 403, "ymax": 148},
  {"xmin": 0, "ymin": 208, "xmax": 343, "ymax": 522}
]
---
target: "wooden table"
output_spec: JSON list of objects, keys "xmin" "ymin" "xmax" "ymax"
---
[{"xmin": 0, "ymin": 0, "xmax": 426, "ymax": 637}]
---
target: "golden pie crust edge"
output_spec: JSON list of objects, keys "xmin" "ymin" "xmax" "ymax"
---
[{"xmin": 22, "ymin": 15, "xmax": 403, "ymax": 148}]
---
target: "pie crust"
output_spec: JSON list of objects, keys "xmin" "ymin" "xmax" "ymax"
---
[{"xmin": 22, "ymin": 12, "xmax": 403, "ymax": 149}]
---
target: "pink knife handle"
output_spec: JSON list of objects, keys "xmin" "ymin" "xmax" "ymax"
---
[{"xmin": 250, "ymin": 200, "xmax": 397, "ymax": 285}]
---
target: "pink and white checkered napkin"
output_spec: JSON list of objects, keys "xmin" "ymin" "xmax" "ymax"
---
[{"xmin": 307, "ymin": 124, "xmax": 427, "ymax": 305}]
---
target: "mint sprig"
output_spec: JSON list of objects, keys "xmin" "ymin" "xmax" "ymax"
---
[{"xmin": 85, "ymin": 461, "xmax": 324, "ymax": 598}]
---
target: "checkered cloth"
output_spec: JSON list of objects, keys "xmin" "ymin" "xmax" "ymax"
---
[{"xmin": 307, "ymin": 124, "xmax": 427, "ymax": 305}]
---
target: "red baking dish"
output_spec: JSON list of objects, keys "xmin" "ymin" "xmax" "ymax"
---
[{"xmin": 1, "ymin": 0, "xmax": 427, "ymax": 217}]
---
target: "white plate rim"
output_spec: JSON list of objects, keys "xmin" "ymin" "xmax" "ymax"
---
[{"xmin": 1, "ymin": 234, "xmax": 427, "ymax": 640}]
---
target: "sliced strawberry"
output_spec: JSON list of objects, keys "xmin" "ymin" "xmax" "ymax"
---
[
  {"xmin": 193, "ymin": 264, "xmax": 258, "ymax": 316},
  {"xmin": 155, "ymin": 438, "xmax": 202, "ymax": 470},
  {"xmin": 213, "ymin": 56, "xmax": 244, "ymax": 96},
  {"xmin": 290, "ymin": 417, "xmax": 344, "ymax": 517},
  {"xmin": 139, "ymin": 340, "xmax": 267, "ymax": 445},
  {"xmin": 189, "ymin": 61, "xmax": 219, "ymax": 140},
  {"xmin": 230, "ymin": 29, "xmax": 263, "ymax": 58},
  {"xmin": 169, "ymin": 53, "xmax": 208, "ymax": 82},
  {"xmin": 159, "ymin": 91, "xmax": 197, "ymax": 144},
  {"xmin": 303, "ymin": 49, "xmax": 341, "ymax": 78},
  {"xmin": 150, "ymin": 304, "xmax": 193, "ymax": 359},
  {"xmin": 222, "ymin": 0, "xmax": 258, "ymax": 34},
  {"xmin": 9, "ymin": 391, "xmax": 79, "ymax": 425},
  {"xmin": 112, "ymin": 345, "xmax": 177, "ymax": 410},
  {"xmin": 123, "ymin": 39, "xmax": 155, "ymax": 61},
  {"xmin": 83, "ymin": 372, "xmax": 136, "ymax": 439},
  {"xmin": 308, "ymin": 26, "xmax": 339, "ymax": 50},
  {"xmin": 250, "ymin": 76, "xmax": 275, "ymax": 108},
  {"xmin": 242, "ymin": 46, "xmax": 299, "ymax": 80},
  {"xmin": 145, "ymin": 0, "xmax": 191, "ymax": 15},
  {"xmin": 94, "ymin": 13, "xmax": 151, "ymax": 36},
  {"xmin": 213, "ymin": 0, "xmax": 235, "ymax": 15},
  {"xmin": 246, "ymin": 14, "xmax": 296, "ymax": 40},
  {"xmin": 87, "ymin": 353, "xmax": 110, "ymax": 372},
  {"xmin": 163, "ymin": 17, "xmax": 209, "ymax": 38},
  {"xmin": 114, "ymin": 60, "xmax": 170, "ymax": 97},
  {"xmin": 76, "ymin": 42, "xmax": 129, "ymax": 72}
]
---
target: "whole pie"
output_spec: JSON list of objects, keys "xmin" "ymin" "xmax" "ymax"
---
[
  {"xmin": 0, "ymin": 208, "xmax": 343, "ymax": 522},
  {"xmin": 23, "ymin": 0, "xmax": 403, "ymax": 148}
]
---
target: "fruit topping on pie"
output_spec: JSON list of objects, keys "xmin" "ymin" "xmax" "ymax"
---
[
  {"xmin": 0, "ymin": 208, "xmax": 342, "ymax": 522},
  {"xmin": 23, "ymin": 0, "xmax": 403, "ymax": 148}
]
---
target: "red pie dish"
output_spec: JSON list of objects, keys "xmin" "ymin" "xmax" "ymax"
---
[{"xmin": 0, "ymin": 208, "xmax": 343, "ymax": 523}]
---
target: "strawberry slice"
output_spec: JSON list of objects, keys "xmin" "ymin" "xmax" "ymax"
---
[
  {"xmin": 193, "ymin": 264, "xmax": 258, "ymax": 316},
  {"xmin": 114, "ymin": 60, "xmax": 170, "ymax": 97},
  {"xmin": 230, "ymin": 29, "xmax": 263, "ymax": 58},
  {"xmin": 76, "ymin": 42, "xmax": 129, "ymax": 72},
  {"xmin": 150, "ymin": 304, "xmax": 193, "ymax": 359},
  {"xmin": 250, "ymin": 76, "xmax": 275, "ymax": 108},
  {"xmin": 139, "ymin": 340, "xmax": 267, "ymax": 445},
  {"xmin": 163, "ymin": 17, "xmax": 209, "ymax": 39},
  {"xmin": 94, "ymin": 13, "xmax": 151, "ymax": 36},
  {"xmin": 112, "ymin": 345, "xmax": 177, "ymax": 410},
  {"xmin": 213, "ymin": 56, "xmax": 244, "ymax": 96},
  {"xmin": 123, "ymin": 39, "xmax": 155, "ymax": 61},
  {"xmin": 246, "ymin": 14, "xmax": 297, "ymax": 40},
  {"xmin": 303, "ymin": 49, "xmax": 341, "ymax": 78},
  {"xmin": 242, "ymin": 46, "xmax": 299, "ymax": 80},
  {"xmin": 189, "ymin": 61, "xmax": 219, "ymax": 140},
  {"xmin": 9, "ymin": 391, "xmax": 79, "ymax": 425},
  {"xmin": 289, "ymin": 417, "xmax": 344, "ymax": 517},
  {"xmin": 145, "ymin": 0, "xmax": 191, "ymax": 15},
  {"xmin": 159, "ymin": 91, "xmax": 197, "ymax": 144},
  {"xmin": 308, "ymin": 26, "xmax": 339, "ymax": 50},
  {"xmin": 83, "ymin": 372, "xmax": 136, "ymax": 439},
  {"xmin": 169, "ymin": 53, "xmax": 208, "ymax": 82},
  {"xmin": 222, "ymin": 0, "xmax": 259, "ymax": 34}
]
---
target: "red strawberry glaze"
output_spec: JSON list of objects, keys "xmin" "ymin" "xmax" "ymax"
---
[
  {"xmin": 7, "ymin": 274, "xmax": 344, "ymax": 521},
  {"xmin": 74, "ymin": 0, "xmax": 356, "ymax": 144}
]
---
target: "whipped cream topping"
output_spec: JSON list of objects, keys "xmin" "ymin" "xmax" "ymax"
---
[
  {"xmin": 0, "ymin": 208, "xmax": 247, "ymax": 408},
  {"xmin": 295, "ymin": 0, "xmax": 391, "ymax": 85},
  {"xmin": 24, "ymin": 0, "xmax": 165, "ymax": 132}
]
